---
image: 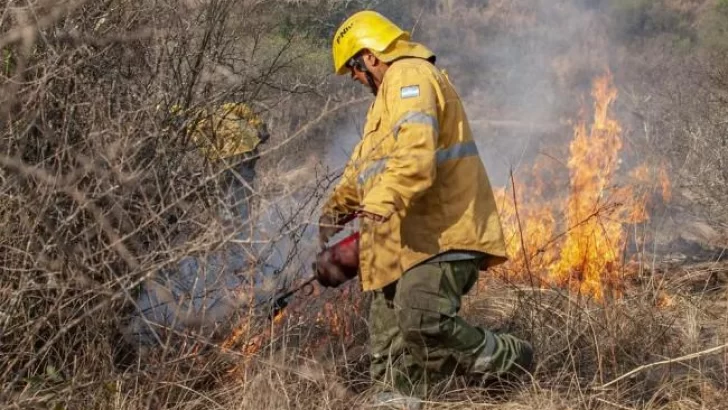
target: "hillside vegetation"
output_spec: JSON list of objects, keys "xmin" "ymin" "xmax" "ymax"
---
[{"xmin": 1, "ymin": 0, "xmax": 727, "ymax": 409}]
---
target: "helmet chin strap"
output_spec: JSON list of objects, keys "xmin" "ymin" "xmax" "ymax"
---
[
  {"xmin": 365, "ymin": 72, "xmax": 378, "ymax": 95},
  {"xmin": 351, "ymin": 55, "xmax": 379, "ymax": 95}
]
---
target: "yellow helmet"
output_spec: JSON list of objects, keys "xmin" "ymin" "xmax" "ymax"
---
[{"xmin": 332, "ymin": 10, "xmax": 409, "ymax": 75}]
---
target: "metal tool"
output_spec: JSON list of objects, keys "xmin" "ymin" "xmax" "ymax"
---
[
  {"xmin": 268, "ymin": 277, "xmax": 316, "ymax": 318},
  {"xmin": 264, "ymin": 216, "xmax": 361, "ymax": 320}
]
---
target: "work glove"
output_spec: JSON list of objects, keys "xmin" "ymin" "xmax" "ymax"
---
[
  {"xmin": 314, "ymin": 232, "xmax": 360, "ymax": 288},
  {"xmin": 318, "ymin": 212, "xmax": 344, "ymax": 248},
  {"xmin": 314, "ymin": 247, "xmax": 358, "ymax": 288}
]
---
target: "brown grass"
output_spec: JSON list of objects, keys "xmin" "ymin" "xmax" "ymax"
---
[{"xmin": 1, "ymin": 0, "xmax": 727, "ymax": 409}]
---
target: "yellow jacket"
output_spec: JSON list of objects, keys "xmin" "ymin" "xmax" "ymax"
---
[{"xmin": 323, "ymin": 57, "xmax": 507, "ymax": 291}]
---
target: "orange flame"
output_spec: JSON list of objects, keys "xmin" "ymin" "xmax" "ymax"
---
[
  {"xmin": 496, "ymin": 72, "xmax": 670, "ymax": 301},
  {"xmin": 659, "ymin": 165, "xmax": 672, "ymax": 202},
  {"xmin": 222, "ymin": 286, "xmax": 362, "ymax": 361},
  {"xmin": 222, "ymin": 308, "xmax": 286, "ymax": 357}
]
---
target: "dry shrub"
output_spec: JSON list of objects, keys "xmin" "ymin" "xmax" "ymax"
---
[
  {"xmin": 0, "ymin": 0, "xmax": 363, "ymax": 408},
  {"xmin": 2, "ymin": 1, "xmax": 727, "ymax": 409},
  {"xmin": 448, "ymin": 265, "xmax": 726, "ymax": 408},
  {"xmin": 190, "ymin": 269, "xmax": 728, "ymax": 410}
]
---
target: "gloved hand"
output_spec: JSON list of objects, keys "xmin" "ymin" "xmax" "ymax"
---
[
  {"xmin": 314, "ymin": 232, "xmax": 359, "ymax": 288},
  {"xmin": 318, "ymin": 213, "xmax": 344, "ymax": 248},
  {"xmin": 314, "ymin": 247, "xmax": 357, "ymax": 288}
]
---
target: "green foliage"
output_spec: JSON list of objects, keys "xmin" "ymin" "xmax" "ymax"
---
[
  {"xmin": 719, "ymin": 0, "xmax": 728, "ymax": 13},
  {"xmin": 607, "ymin": 0, "xmax": 693, "ymax": 45},
  {"xmin": 2, "ymin": 48, "xmax": 13, "ymax": 76},
  {"xmin": 274, "ymin": 0, "xmax": 368, "ymax": 40},
  {"xmin": 699, "ymin": 0, "xmax": 728, "ymax": 53},
  {"xmin": 273, "ymin": 0, "xmax": 412, "ymax": 42},
  {"xmin": 265, "ymin": 0, "xmax": 413, "ymax": 74}
]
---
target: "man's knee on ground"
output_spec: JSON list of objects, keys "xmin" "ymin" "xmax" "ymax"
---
[{"xmin": 397, "ymin": 306, "xmax": 455, "ymax": 347}]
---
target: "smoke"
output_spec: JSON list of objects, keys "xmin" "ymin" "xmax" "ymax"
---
[
  {"xmin": 409, "ymin": 0, "xmax": 611, "ymax": 186},
  {"xmin": 124, "ymin": 129, "xmax": 364, "ymax": 346},
  {"xmin": 396, "ymin": 1, "xmax": 724, "ymax": 259}
]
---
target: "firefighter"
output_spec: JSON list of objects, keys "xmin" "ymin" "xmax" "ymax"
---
[
  {"xmin": 316, "ymin": 10, "xmax": 534, "ymax": 406},
  {"xmin": 170, "ymin": 102, "xmax": 270, "ymax": 226}
]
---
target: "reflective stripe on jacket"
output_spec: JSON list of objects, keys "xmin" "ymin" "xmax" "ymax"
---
[{"xmin": 323, "ymin": 57, "xmax": 507, "ymax": 291}]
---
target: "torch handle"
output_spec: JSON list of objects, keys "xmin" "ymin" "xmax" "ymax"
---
[
  {"xmin": 277, "ymin": 277, "xmax": 316, "ymax": 301},
  {"xmin": 268, "ymin": 277, "xmax": 316, "ymax": 319},
  {"xmin": 337, "ymin": 212, "xmax": 359, "ymax": 226},
  {"xmin": 267, "ymin": 225, "xmax": 359, "ymax": 320}
]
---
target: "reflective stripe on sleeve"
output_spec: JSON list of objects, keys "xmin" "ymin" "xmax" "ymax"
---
[
  {"xmin": 356, "ymin": 141, "xmax": 479, "ymax": 186},
  {"xmin": 435, "ymin": 140, "xmax": 479, "ymax": 164},
  {"xmin": 357, "ymin": 158, "xmax": 388, "ymax": 186},
  {"xmin": 392, "ymin": 111, "xmax": 439, "ymax": 140}
]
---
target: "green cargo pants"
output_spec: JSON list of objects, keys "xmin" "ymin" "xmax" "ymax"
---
[{"xmin": 369, "ymin": 258, "xmax": 533, "ymax": 396}]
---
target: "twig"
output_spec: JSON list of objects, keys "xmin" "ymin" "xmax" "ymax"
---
[
  {"xmin": 0, "ymin": 155, "xmax": 139, "ymax": 270},
  {"xmin": 249, "ymin": 96, "xmax": 371, "ymax": 162},
  {"xmin": 0, "ymin": 154, "xmax": 154, "ymax": 390},
  {"xmin": 532, "ymin": 202, "xmax": 622, "ymax": 256},
  {"xmin": 509, "ymin": 169, "xmax": 534, "ymax": 287},
  {"xmin": 600, "ymin": 342, "xmax": 728, "ymax": 388},
  {"xmin": 0, "ymin": 0, "xmax": 90, "ymax": 49},
  {"xmin": 54, "ymin": 28, "xmax": 162, "ymax": 47},
  {"xmin": 594, "ymin": 397, "xmax": 636, "ymax": 410}
]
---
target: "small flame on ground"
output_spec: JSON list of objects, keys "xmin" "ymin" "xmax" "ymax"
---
[
  {"xmin": 496, "ymin": 71, "xmax": 671, "ymax": 301},
  {"xmin": 221, "ymin": 286, "xmax": 361, "ymax": 362},
  {"xmin": 655, "ymin": 292, "xmax": 674, "ymax": 308},
  {"xmin": 273, "ymin": 309, "xmax": 285, "ymax": 324},
  {"xmin": 659, "ymin": 166, "xmax": 672, "ymax": 202}
]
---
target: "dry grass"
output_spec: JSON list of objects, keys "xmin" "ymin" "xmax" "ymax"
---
[
  {"xmin": 11, "ymin": 264, "xmax": 719, "ymax": 409},
  {"xmin": 224, "ymin": 265, "xmax": 728, "ymax": 410},
  {"xmin": 1, "ymin": 0, "xmax": 727, "ymax": 409}
]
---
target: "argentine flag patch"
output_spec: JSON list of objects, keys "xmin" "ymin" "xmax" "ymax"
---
[{"xmin": 400, "ymin": 85, "xmax": 420, "ymax": 99}]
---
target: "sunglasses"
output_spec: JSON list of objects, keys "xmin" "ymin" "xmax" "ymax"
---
[{"xmin": 346, "ymin": 54, "xmax": 366, "ymax": 71}]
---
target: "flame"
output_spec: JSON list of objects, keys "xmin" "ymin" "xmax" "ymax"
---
[
  {"xmin": 496, "ymin": 72, "xmax": 671, "ymax": 301},
  {"xmin": 550, "ymin": 74, "xmax": 627, "ymax": 300},
  {"xmin": 314, "ymin": 289, "xmax": 357, "ymax": 345},
  {"xmin": 316, "ymin": 302, "xmax": 350, "ymax": 341},
  {"xmin": 659, "ymin": 165, "xmax": 672, "ymax": 202},
  {"xmin": 221, "ymin": 321, "xmax": 250, "ymax": 350},
  {"xmin": 655, "ymin": 291, "xmax": 673, "ymax": 308},
  {"xmin": 221, "ymin": 285, "xmax": 361, "ymax": 362},
  {"xmin": 272, "ymin": 309, "xmax": 286, "ymax": 324},
  {"xmin": 222, "ymin": 307, "xmax": 287, "ymax": 357}
]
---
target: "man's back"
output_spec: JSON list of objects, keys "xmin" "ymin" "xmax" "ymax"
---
[{"xmin": 345, "ymin": 57, "xmax": 508, "ymax": 290}]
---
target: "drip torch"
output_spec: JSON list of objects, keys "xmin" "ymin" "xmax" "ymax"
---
[{"xmin": 268, "ymin": 219, "xmax": 360, "ymax": 318}]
